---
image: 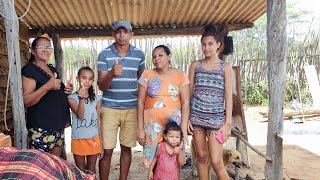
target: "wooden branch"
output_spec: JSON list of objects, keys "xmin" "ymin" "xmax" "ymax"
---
[
  {"xmin": 52, "ymin": 33, "xmax": 64, "ymax": 81},
  {"xmin": 228, "ymin": 66, "xmax": 250, "ymax": 166},
  {"xmin": 0, "ymin": 0, "xmax": 28, "ymax": 149},
  {"xmin": 28, "ymin": 23, "xmax": 254, "ymax": 39},
  {"xmin": 232, "ymin": 127, "xmax": 272, "ymax": 162},
  {"xmin": 235, "ymin": 137, "xmax": 240, "ymax": 180},
  {"xmin": 260, "ymin": 110, "xmax": 320, "ymax": 119}
]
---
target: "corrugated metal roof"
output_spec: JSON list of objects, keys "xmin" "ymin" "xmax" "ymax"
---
[{"xmin": 15, "ymin": 0, "xmax": 267, "ymax": 36}]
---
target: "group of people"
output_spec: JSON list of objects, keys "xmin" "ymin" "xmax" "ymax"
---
[{"xmin": 21, "ymin": 19, "xmax": 233, "ymax": 180}]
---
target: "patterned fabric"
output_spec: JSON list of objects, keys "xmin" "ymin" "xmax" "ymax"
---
[
  {"xmin": 153, "ymin": 142, "xmax": 179, "ymax": 180},
  {"xmin": 190, "ymin": 60, "xmax": 226, "ymax": 130},
  {"xmin": 28, "ymin": 128, "xmax": 64, "ymax": 152},
  {"xmin": 97, "ymin": 43, "xmax": 145, "ymax": 109},
  {"xmin": 0, "ymin": 147, "xmax": 96, "ymax": 180},
  {"xmin": 137, "ymin": 69, "xmax": 190, "ymax": 168}
]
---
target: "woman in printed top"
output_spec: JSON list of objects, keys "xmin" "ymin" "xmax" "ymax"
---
[
  {"xmin": 137, "ymin": 45, "xmax": 190, "ymax": 169},
  {"xmin": 148, "ymin": 121, "xmax": 186, "ymax": 180},
  {"xmin": 22, "ymin": 36, "xmax": 73, "ymax": 156},
  {"xmin": 188, "ymin": 25, "xmax": 233, "ymax": 180},
  {"xmin": 68, "ymin": 66, "xmax": 103, "ymax": 173}
]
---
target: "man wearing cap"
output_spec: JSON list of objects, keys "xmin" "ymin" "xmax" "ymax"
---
[{"xmin": 97, "ymin": 19, "xmax": 145, "ymax": 180}]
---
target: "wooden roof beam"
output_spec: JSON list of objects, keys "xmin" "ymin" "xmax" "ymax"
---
[{"xmin": 28, "ymin": 22, "xmax": 253, "ymax": 39}]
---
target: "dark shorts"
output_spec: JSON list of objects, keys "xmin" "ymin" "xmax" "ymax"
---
[
  {"xmin": 192, "ymin": 126, "xmax": 219, "ymax": 137},
  {"xmin": 28, "ymin": 128, "xmax": 65, "ymax": 152}
]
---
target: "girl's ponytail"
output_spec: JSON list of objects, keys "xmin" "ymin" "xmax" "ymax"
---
[{"xmin": 88, "ymin": 85, "xmax": 95, "ymax": 101}]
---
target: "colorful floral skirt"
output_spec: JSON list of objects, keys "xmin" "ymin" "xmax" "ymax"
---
[{"xmin": 142, "ymin": 107, "xmax": 181, "ymax": 168}]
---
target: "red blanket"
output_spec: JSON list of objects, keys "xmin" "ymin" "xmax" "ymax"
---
[{"xmin": 0, "ymin": 147, "xmax": 96, "ymax": 180}]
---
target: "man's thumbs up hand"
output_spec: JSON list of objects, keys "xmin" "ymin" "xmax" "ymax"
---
[{"xmin": 111, "ymin": 57, "xmax": 123, "ymax": 77}]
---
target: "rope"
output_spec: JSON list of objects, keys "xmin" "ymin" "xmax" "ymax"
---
[
  {"xmin": 1, "ymin": 0, "xmax": 31, "ymax": 131},
  {"xmin": 0, "ymin": 0, "xmax": 32, "ymax": 20}
]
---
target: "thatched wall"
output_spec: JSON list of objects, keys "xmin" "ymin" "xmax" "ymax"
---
[{"xmin": 0, "ymin": 19, "xmax": 29, "ymax": 135}]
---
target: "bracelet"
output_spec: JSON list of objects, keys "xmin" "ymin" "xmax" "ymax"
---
[{"xmin": 78, "ymin": 96, "xmax": 85, "ymax": 100}]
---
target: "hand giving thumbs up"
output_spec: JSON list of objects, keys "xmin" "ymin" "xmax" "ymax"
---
[
  {"xmin": 78, "ymin": 82, "xmax": 89, "ymax": 99},
  {"xmin": 111, "ymin": 57, "xmax": 123, "ymax": 77},
  {"xmin": 64, "ymin": 75, "xmax": 73, "ymax": 94},
  {"xmin": 46, "ymin": 72, "xmax": 61, "ymax": 90}
]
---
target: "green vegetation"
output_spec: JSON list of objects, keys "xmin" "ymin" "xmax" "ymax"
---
[{"xmin": 243, "ymin": 79, "xmax": 312, "ymax": 106}]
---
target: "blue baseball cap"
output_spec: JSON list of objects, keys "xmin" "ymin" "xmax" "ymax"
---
[{"xmin": 113, "ymin": 19, "xmax": 133, "ymax": 31}]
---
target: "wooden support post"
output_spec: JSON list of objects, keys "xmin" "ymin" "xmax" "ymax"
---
[
  {"xmin": 265, "ymin": 0, "xmax": 287, "ymax": 179},
  {"xmin": 235, "ymin": 137, "xmax": 240, "ymax": 180},
  {"xmin": 52, "ymin": 33, "xmax": 64, "ymax": 81},
  {"xmin": 225, "ymin": 66, "xmax": 250, "ymax": 166},
  {"xmin": 52, "ymin": 32, "xmax": 68, "ymax": 160},
  {"xmin": 0, "ymin": 0, "xmax": 27, "ymax": 149}
]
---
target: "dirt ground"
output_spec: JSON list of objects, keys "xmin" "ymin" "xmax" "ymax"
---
[
  {"xmin": 84, "ymin": 144, "xmax": 319, "ymax": 180},
  {"xmin": 66, "ymin": 107, "xmax": 320, "ymax": 179}
]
